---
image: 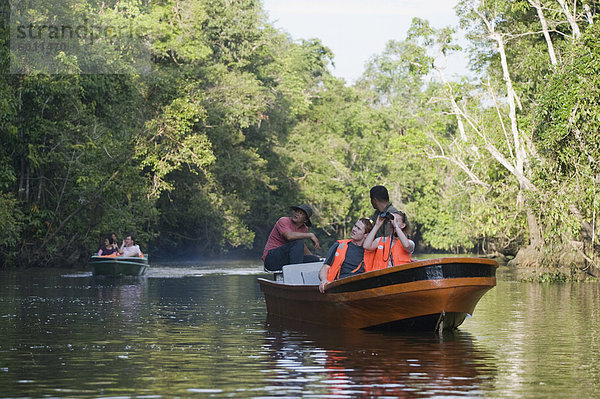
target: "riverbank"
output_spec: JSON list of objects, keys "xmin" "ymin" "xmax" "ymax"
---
[{"xmin": 508, "ymin": 245, "xmax": 599, "ymax": 282}]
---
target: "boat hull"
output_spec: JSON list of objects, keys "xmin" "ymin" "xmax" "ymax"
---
[
  {"xmin": 89, "ymin": 256, "xmax": 148, "ymax": 277},
  {"xmin": 258, "ymin": 257, "xmax": 497, "ymax": 331}
]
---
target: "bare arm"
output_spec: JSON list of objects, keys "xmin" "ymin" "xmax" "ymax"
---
[
  {"xmin": 282, "ymin": 231, "xmax": 320, "ymax": 250},
  {"xmin": 392, "ymin": 215, "xmax": 415, "ymax": 253},
  {"xmin": 363, "ymin": 217, "xmax": 384, "ymax": 250},
  {"xmin": 318, "ymin": 264, "xmax": 331, "ymax": 293}
]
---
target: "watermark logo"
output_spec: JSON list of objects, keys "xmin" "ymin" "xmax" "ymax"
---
[{"xmin": 10, "ymin": 1, "xmax": 151, "ymax": 74}]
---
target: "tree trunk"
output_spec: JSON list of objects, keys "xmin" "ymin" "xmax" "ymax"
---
[
  {"xmin": 556, "ymin": 0, "xmax": 582, "ymax": 39},
  {"xmin": 584, "ymin": 4, "xmax": 593, "ymax": 24},
  {"xmin": 526, "ymin": 207, "xmax": 542, "ymax": 247},
  {"xmin": 492, "ymin": 32, "xmax": 526, "ymax": 172},
  {"xmin": 18, "ymin": 158, "xmax": 25, "ymax": 199},
  {"xmin": 529, "ymin": 0, "xmax": 558, "ymax": 65},
  {"xmin": 457, "ymin": 8, "xmax": 545, "ymax": 248}
]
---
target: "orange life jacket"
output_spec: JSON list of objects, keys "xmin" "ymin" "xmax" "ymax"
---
[
  {"xmin": 99, "ymin": 253, "xmax": 117, "ymax": 258},
  {"xmin": 327, "ymin": 240, "xmax": 375, "ymax": 281},
  {"xmin": 371, "ymin": 236, "xmax": 413, "ymax": 270},
  {"xmin": 103, "ymin": 250, "xmax": 144, "ymax": 258}
]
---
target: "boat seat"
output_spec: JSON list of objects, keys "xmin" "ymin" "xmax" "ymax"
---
[
  {"xmin": 282, "ymin": 261, "xmax": 324, "ymax": 285},
  {"xmin": 263, "ymin": 266, "xmax": 284, "ymax": 281}
]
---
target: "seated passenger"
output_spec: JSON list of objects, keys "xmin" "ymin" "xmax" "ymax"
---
[
  {"xmin": 363, "ymin": 211, "xmax": 415, "ymax": 270},
  {"xmin": 318, "ymin": 218, "xmax": 374, "ymax": 293},
  {"xmin": 97, "ymin": 236, "xmax": 118, "ymax": 256},
  {"xmin": 263, "ymin": 204, "xmax": 321, "ymax": 272},
  {"xmin": 119, "ymin": 234, "xmax": 142, "ymax": 257},
  {"xmin": 111, "ymin": 233, "xmax": 119, "ymax": 248}
]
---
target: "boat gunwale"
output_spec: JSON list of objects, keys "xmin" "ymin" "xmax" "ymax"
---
[
  {"xmin": 89, "ymin": 256, "xmax": 148, "ymax": 265},
  {"xmin": 89, "ymin": 255, "xmax": 148, "ymax": 260},
  {"xmin": 329, "ymin": 257, "xmax": 497, "ymax": 288},
  {"xmin": 258, "ymin": 257, "xmax": 498, "ymax": 291}
]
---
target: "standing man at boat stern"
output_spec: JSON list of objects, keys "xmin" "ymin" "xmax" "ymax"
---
[
  {"xmin": 263, "ymin": 204, "xmax": 321, "ymax": 271},
  {"xmin": 369, "ymin": 185, "xmax": 400, "ymax": 238}
]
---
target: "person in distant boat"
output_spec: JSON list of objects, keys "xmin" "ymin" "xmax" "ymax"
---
[
  {"xmin": 111, "ymin": 233, "xmax": 119, "ymax": 248},
  {"xmin": 119, "ymin": 234, "xmax": 142, "ymax": 257},
  {"xmin": 363, "ymin": 211, "xmax": 414, "ymax": 270},
  {"xmin": 97, "ymin": 236, "xmax": 118, "ymax": 256},
  {"xmin": 318, "ymin": 218, "xmax": 374, "ymax": 293},
  {"xmin": 369, "ymin": 185, "xmax": 400, "ymax": 238},
  {"xmin": 263, "ymin": 204, "xmax": 321, "ymax": 271}
]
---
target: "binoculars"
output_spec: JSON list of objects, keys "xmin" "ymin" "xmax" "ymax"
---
[{"xmin": 380, "ymin": 212, "xmax": 394, "ymax": 220}]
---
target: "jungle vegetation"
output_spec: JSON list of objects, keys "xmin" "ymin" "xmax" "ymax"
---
[{"xmin": 0, "ymin": 0, "xmax": 598, "ymax": 276}]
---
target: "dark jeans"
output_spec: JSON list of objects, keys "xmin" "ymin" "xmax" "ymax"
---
[{"xmin": 264, "ymin": 239, "xmax": 321, "ymax": 271}]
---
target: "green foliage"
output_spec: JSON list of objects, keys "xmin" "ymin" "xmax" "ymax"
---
[
  {"xmin": 201, "ymin": 0, "xmax": 267, "ymax": 69},
  {"xmin": 141, "ymin": 0, "xmax": 212, "ymax": 63},
  {"xmin": 534, "ymin": 24, "xmax": 600, "ymax": 173},
  {"xmin": 532, "ymin": 22, "xmax": 600, "ymax": 249},
  {"xmin": 0, "ymin": 194, "xmax": 24, "ymax": 265},
  {"xmin": 133, "ymin": 0, "xmax": 336, "ymax": 255},
  {"xmin": 2, "ymin": 0, "xmax": 598, "ymax": 268},
  {"xmin": 521, "ymin": 269, "xmax": 596, "ymax": 283},
  {"xmin": 277, "ymin": 76, "xmax": 390, "ymax": 242},
  {"xmin": 523, "ymin": 271, "xmax": 569, "ymax": 283},
  {"xmin": 358, "ymin": 29, "xmax": 432, "ymax": 105},
  {"xmin": 139, "ymin": 94, "xmax": 215, "ymax": 194}
]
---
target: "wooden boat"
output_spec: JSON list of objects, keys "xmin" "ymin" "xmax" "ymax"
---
[
  {"xmin": 89, "ymin": 255, "xmax": 148, "ymax": 277},
  {"xmin": 258, "ymin": 257, "xmax": 498, "ymax": 332}
]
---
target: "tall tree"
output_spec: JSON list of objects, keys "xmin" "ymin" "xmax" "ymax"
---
[{"xmin": 533, "ymin": 22, "xmax": 600, "ymax": 269}]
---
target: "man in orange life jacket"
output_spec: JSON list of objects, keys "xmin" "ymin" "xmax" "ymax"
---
[
  {"xmin": 363, "ymin": 211, "xmax": 415, "ymax": 270},
  {"xmin": 263, "ymin": 204, "xmax": 321, "ymax": 271},
  {"xmin": 318, "ymin": 218, "xmax": 374, "ymax": 293}
]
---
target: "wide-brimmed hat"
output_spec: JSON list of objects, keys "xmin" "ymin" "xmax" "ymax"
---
[{"xmin": 290, "ymin": 204, "xmax": 313, "ymax": 227}]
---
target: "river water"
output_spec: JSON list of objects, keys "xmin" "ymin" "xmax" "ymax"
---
[{"xmin": 1, "ymin": 260, "xmax": 600, "ymax": 398}]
